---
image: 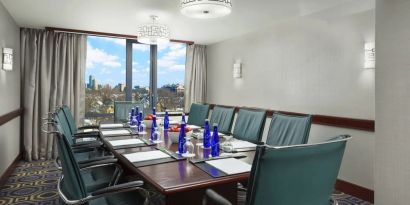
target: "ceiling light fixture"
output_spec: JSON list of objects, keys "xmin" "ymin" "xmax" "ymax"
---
[
  {"xmin": 137, "ymin": 15, "xmax": 170, "ymax": 45},
  {"xmin": 180, "ymin": 0, "xmax": 232, "ymax": 19}
]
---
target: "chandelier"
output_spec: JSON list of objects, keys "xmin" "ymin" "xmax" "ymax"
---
[
  {"xmin": 180, "ymin": 0, "xmax": 232, "ymax": 19},
  {"xmin": 137, "ymin": 15, "xmax": 170, "ymax": 45}
]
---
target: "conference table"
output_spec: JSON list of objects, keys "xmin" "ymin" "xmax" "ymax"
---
[{"xmin": 99, "ymin": 126, "xmax": 255, "ymax": 205}]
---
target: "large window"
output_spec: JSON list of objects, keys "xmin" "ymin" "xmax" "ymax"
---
[{"xmin": 85, "ymin": 36, "xmax": 186, "ymax": 123}]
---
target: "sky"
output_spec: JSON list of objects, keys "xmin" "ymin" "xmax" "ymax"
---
[{"xmin": 86, "ymin": 36, "xmax": 186, "ymax": 87}]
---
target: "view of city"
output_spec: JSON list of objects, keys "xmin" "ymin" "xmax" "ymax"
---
[{"xmin": 85, "ymin": 36, "xmax": 186, "ymax": 122}]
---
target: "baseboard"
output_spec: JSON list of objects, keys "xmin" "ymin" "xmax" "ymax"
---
[
  {"xmin": 0, "ymin": 153, "xmax": 22, "ymax": 188},
  {"xmin": 335, "ymin": 179, "xmax": 374, "ymax": 203}
]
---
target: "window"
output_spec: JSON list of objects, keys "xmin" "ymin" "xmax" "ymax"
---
[
  {"xmin": 85, "ymin": 36, "xmax": 126, "ymax": 123},
  {"xmin": 85, "ymin": 36, "xmax": 186, "ymax": 123},
  {"xmin": 157, "ymin": 43, "xmax": 186, "ymax": 112}
]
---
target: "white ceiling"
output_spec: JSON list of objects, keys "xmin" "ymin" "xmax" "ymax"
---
[{"xmin": 1, "ymin": 0, "xmax": 374, "ymax": 45}]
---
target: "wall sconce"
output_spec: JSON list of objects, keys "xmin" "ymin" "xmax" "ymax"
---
[
  {"xmin": 364, "ymin": 42, "xmax": 375, "ymax": 69},
  {"xmin": 233, "ymin": 59, "xmax": 242, "ymax": 78},
  {"xmin": 2, "ymin": 48, "xmax": 13, "ymax": 71}
]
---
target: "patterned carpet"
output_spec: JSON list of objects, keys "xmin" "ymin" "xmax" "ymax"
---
[{"xmin": 0, "ymin": 160, "xmax": 372, "ymax": 205}]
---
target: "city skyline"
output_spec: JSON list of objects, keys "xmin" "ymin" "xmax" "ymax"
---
[{"xmin": 85, "ymin": 36, "xmax": 186, "ymax": 87}]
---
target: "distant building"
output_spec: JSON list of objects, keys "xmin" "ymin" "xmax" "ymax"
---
[
  {"xmin": 177, "ymin": 84, "xmax": 184, "ymax": 94},
  {"xmin": 88, "ymin": 75, "xmax": 95, "ymax": 89},
  {"xmin": 114, "ymin": 83, "xmax": 126, "ymax": 92},
  {"xmin": 92, "ymin": 79, "xmax": 98, "ymax": 90}
]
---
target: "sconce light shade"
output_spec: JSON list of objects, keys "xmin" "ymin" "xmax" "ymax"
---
[
  {"xmin": 364, "ymin": 42, "xmax": 375, "ymax": 69},
  {"xmin": 233, "ymin": 61, "xmax": 242, "ymax": 78}
]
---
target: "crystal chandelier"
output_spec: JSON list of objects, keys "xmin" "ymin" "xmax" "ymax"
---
[
  {"xmin": 180, "ymin": 0, "xmax": 232, "ymax": 19},
  {"xmin": 137, "ymin": 15, "xmax": 170, "ymax": 45}
]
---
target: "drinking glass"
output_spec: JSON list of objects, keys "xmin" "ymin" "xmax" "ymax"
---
[
  {"xmin": 221, "ymin": 136, "xmax": 234, "ymax": 153},
  {"xmin": 182, "ymin": 137, "xmax": 195, "ymax": 157}
]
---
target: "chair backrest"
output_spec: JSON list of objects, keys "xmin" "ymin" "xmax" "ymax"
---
[
  {"xmin": 209, "ymin": 106, "xmax": 235, "ymax": 134},
  {"xmin": 55, "ymin": 132, "xmax": 88, "ymax": 201},
  {"xmin": 114, "ymin": 101, "xmax": 144, "ymax": 123},
  {"xmin": 54, "ymin": 110, "xmax": 75, "ymax": 146},
  {"xmin": 187, "ymin": 103, "xmax": 210, "ymax": 126},
  {"xmin": 246, "ymin": 135, "xmax": 350, "ymax": 205},
  {"xmin": 232, "ymin": 109, "xmax": 266, "ymax": 143},
  {"xmin": 61, "ymin": 105, "xmax": 78, "ymax": 134},
  {"xmin": 266, "ymin": 113, "xmax": 312, "ymax": 146}
]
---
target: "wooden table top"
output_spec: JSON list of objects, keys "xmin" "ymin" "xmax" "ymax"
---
[{"xmin": 100, "ymin": 128, "xmax": 255, "ymax": 194}]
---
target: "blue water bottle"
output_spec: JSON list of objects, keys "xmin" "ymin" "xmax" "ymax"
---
[
  {"xmin": 152, "ymin": 107, "xmax": 156, "ymax": 115},
  {"xmin": 181, "ymin": 113, "xmax": 186, "ymax": 123},
  {"xmin": 211, "ymin": 124, "xmax": 220, "ymax": 157},
  {"xmin": 151, "ymin": 115, "xmax": 157, "ymax": 140},
  {"xmin": 138, "ymin": 111, "xmax": 143, "ymax": 122},
  {"xmin": 164, "ymin": 110, "xmax": 170, "ymax": 130},
  {"xmin": 138, "ymin": 111, "xmax": 143, "ymax": 132},
  {"xmin": 178, "ymin": 122, "xmax": 186, "ymax": 154},
  {"xmin": 130, "ymin": 108, "xmax": 135, "ymax": 125},
  {"xmin": 203, "ymin": 119, "xmax": 211, "ymax": 149}
]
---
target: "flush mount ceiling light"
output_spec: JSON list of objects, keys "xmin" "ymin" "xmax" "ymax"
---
[
  {"xmin": 180, "ymin": 0, "xmax": 232, "ymax": 19},
  {"xmin": 137, "ymin": 15, "xmax": 170, "ymax": 45}
]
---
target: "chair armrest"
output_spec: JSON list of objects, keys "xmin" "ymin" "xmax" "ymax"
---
[
  {"xmin": 58, "ymin": 177, "xmax": 149, "ymax": 205},
  {"xmin": 91, "ymin": 181, "xmax": 144, "ymax": 196},
  {"xmin": 78, "ymin": 156, "xmax": 114, "ymax": 166},
  {"xmin": 78, "ymin": 158, "xmax": 117, "ymax": 170},
  {"xmin": 78, "ymin": 125, "xmax": 99, "ymax": 130},
  {"xmin": 72, "ymin": 141, "xmax": 102, "ymax": 149},
  {"xmin": 73, "ymin": 132, "xmax": 99, "ymax": 138},
  {"xmin": 202, "ymin": 189, "xmax": 232, "ymax": 205}
]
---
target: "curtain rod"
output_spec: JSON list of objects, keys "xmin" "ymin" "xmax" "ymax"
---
[{"xmin": 45, "ymin": 27, "xmax": 195, "ymax": 45}]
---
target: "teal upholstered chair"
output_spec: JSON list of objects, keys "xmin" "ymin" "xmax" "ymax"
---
[
  {"xmin": 203, "ymin": 135, "xmax": 351, "ymax": 205},
  {"xmin": 232, "ymin": 109, "xmax": 266, "ymax": 143},
  {"xmin": 114, "ymin": 101, "xmax": 143, "ymax": 123},
  {"xmin": 187, "ymin": 103, "xmax": 210, "ymax": 126},
  {"xmin": 210, "ymin": 106, "xmax": 235, "ymax": 134},
  {"xmin": 55, "ymin": 132, "xmax": 148, "ymax": 205},
  {"xmin": 266, "ymin": 113, "xmax": 312, "ymax": 146},
  {"xmin": 52, "ymin": 117, "xmax": 119, "ymax": 193},
  {"xmin": 53, "ymin": 110, "xmax": 108, "ymax": 162}
]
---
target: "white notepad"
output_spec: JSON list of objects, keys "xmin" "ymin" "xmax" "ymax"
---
[
  {"xmin": 123, "ymin": 150, "xmax": 171, "ymax": 163},
  {"xmin": 109, "ymin": 139, "xmax": 144, "ymax": 147},
  {"xmin": 100, "ymin": 123, "xmax": 124, "ymax": 129},
  {"xmin": 231, "ymin": 140, "xmax": 257, "ymax": 149},
  {"xmin": 101, "ymin": 129, "xmax": 130, "ymax": 136},
  {"xmin": 187, "ymin": 125, "xmax": 201, "ymax": 130},
  {"xmin": 206, "ymin": 158, "xmax": 252, "ymax": 175}
]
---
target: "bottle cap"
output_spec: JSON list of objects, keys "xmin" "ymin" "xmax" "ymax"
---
[
  {"xmin": 213, "ymin": 123, "xmax": 218, "ymax": 127},
  {"xmin": 205, "ymin": 119, "xmax": 209, "ymax": 122}
]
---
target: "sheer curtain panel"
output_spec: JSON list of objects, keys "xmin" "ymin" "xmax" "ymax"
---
[{"xmin": 21, "ymin": 28, "xmax": 86, "ymax": 161}]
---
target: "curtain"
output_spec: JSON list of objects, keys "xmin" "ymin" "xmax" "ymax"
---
[
  {"xmin": 21, "ymin": 28, "xmax": 86, "ymax": 161},
  {"xmin": 184, "ymin": 44, "xmax": 207, "ymax": 112}
]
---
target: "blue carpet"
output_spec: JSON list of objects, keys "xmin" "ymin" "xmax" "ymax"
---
[{"xmin": 0, "ymin": 160, "xmax": 372, "ymax": 205}]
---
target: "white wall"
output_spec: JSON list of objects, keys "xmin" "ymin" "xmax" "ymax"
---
[
  {"xmin": 375, "ymin": 0, "xmax": 410, "ymax": 204},
  {"xmin": 206, "ymin": 11, "xmax": 375, "ymax": 189},
  {"xmin": 0, "ymin": 1, "xmax": 21, "ymax": 176}
]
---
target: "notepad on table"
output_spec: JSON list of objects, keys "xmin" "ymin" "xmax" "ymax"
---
[
  {"xmin": 123, "ymin": 150, "xmax": 171, "ymax": 163},
  {"xmin": 101, "ymin": 129, "xmax": 130, "ymax": 136},
  {"xmin": 231, "ymin": 140, "xmax": 257, "ymax": 149},
  {"xmin": 205, "ymin": 158, "xmax": 252, "ymax": 175},
  {"xmin": 100, "ymin": 123, "xmax": 124, "ymax": 129},
  {"xmin": 109, "ymin": 139, "xmax": 144, "ymax": 147},
  {"xmin": 187, "ymin": 125, "xmax": 201, "ymax": 130}
]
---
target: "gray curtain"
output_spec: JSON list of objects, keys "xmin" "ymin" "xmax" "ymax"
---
[
  {"xmin": 21, "ymin": 28, "xmax": 86, "ymax": 161},
  {"xmin": 184, "ymin": 44, "xmax": 207, "ymax": 112}
]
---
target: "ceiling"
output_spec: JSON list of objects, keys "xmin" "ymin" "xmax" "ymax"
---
[{"xmin": 1, "ymin": 0, "xmax": 374, "ymax": 45}]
